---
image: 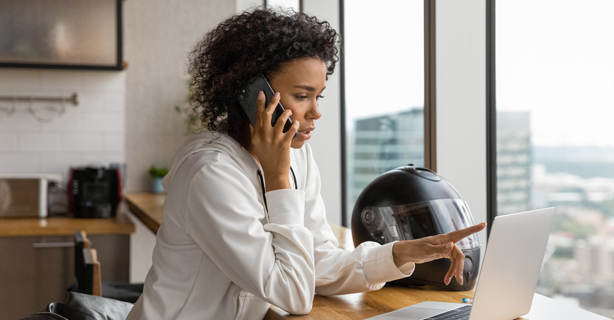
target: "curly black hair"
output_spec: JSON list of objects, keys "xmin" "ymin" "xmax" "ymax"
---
[{"xmin": 187, "ymin": 8, "xmax": 340, "ymax": 149}]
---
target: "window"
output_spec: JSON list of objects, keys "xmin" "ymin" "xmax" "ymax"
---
[
  {"xmin": 265, "ymin": 0, "xmax": 301, "ymax": 12},
  {"xmin": 342, "ymin": 0, "xmax": 428, "ymax": 225},
  {"xmin": 492, "ymin": 1, "xmax": 614, "ymax": 317}
]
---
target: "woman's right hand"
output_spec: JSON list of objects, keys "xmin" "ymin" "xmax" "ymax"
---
[
  {"xmin": 250, "ymin": 91, "xmax": 300, "ymax": 191},
  {"xmin": 392, "ymin": 222, "xmax": 486, "ymax": 286}
]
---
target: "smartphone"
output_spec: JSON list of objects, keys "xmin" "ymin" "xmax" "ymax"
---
[{"xmin": 238, "ymin": 74, "xmax": 296, "ymax": 138}]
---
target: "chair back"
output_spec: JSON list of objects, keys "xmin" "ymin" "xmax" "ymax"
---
[
  {"xmin": 74, "ymin": 230, "xmax": 92, "ymax": 292},
  {"xmin": 82, "ymin": 248, "xmax": 102, "ymax": 296}
]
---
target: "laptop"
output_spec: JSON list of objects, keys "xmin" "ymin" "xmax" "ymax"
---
[{"xmin": 368, "ymin": 207, "xmax": 556, "ymax": 320}]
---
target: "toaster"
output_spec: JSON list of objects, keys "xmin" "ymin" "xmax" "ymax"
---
[{"xmin": 0, "ymin": 176, "xmax": 48, "ymax": 218}]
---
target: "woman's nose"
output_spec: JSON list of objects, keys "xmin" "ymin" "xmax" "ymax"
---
[{"xmin": 309, "ymin": 102, "xmax": 322, "ymax": 120}]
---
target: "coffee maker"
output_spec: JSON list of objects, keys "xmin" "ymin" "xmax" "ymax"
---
[{"xmin": 68, "ymin": 167, "xmax": 122, "ymax": 218}]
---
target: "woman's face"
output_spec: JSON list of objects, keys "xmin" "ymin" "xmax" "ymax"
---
[{"xmin": 268, "ymin": 57, "xmax": 326, "ymax": 149}]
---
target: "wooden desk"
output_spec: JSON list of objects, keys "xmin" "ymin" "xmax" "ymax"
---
[{"xmin": 265, "ymin": 286, "xmax": 473, "ymax": 320}]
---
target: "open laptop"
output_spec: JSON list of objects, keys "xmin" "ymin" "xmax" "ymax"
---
[{"xmin": 368, "ymin": 207, "xmax": 556, "ymax": 320}]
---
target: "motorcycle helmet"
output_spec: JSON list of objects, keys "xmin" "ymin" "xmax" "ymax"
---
[{"xmin": 351, "ymin": 164, "xmax": 481, "ymax": 291}]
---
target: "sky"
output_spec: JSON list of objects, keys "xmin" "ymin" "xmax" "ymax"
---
[
  {"xmin": 496, "ymin": 0, "xmax": 614, "ymax": 147},
  {"xmin": 343, "ymin": 0, "xmax": 614, "ymax": 148},
  {"xmin": 344, "ymin": 1, "xmax": 424, "ymax": 131}
]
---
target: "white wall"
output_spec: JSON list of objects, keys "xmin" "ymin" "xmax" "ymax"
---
[
  {"xmin": 123, "ymin": 0, "xmax": 235, "ymax": 193},
  {"xmin": 302, "ymin": 0, "xmax": 342, "ymax": 226},
  {"xmin": 123, "ymin": 0, "xmax": 236, "ymax": 282},
  {"xmin": 436, "ymin": 0, "xmax": 488, "ymax": 247},
  {"xmin": 236, "ymin": 0, "xmax": 263, "ymax": 12},
  {"xmin": 0, "ymin": 69, "xmax": 125, "ymax": 180}
]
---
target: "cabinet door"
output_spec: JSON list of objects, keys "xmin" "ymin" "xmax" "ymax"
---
[
  {"xmin": 33, "ymin": 235, "xmax": 75, "ymax": 312},
  {"xmin": 0, "ymin": 236, "xmax": 38, "ymax": 319},
  {"xmin": 89, "ymin": 234, "xmax": 130, "ymax": 282},
  {"xmin": 0, "ymin": 236, "xmax": 74, "ymax": 319}
]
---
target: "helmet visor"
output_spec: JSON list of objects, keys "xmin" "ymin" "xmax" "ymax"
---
[{"xmin": 360, "ymin": 199, "xmax": 480, "ymax": 249}]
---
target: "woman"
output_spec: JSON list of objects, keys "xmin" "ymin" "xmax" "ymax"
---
[{"xmin": 127, "ymin": 8, "xmax": 485, "ymax": 320}]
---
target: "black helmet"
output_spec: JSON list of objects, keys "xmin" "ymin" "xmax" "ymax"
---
[{"xmin": 351, "ymin": 164, "xmax": 481, "ymax": 291}]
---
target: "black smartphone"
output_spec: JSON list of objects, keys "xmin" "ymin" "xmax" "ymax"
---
[{"xmin": 238, "ymin": 74, "xmax": 296, "ymax": 138}]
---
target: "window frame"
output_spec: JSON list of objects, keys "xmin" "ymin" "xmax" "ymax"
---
[{"xmin": 486, "ymin": 0, "xmax": 497, "ymax": 236}]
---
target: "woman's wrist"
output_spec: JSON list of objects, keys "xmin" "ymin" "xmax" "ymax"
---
[
  {"xmin": 265, "ymin": 177, "xmax": 291, "ymax": 191},
  {"xmin": 392, "ymin": 241, "xmax": 410, "ymax": 268}
]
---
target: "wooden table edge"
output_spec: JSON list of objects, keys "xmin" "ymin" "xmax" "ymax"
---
[
  {"xmin": 124, "ymin": 195, "xmax": 161, "ymax": 234},
  {"xmin": 0, "ymin": 214, "xmax": 135, "ymax": 237}
]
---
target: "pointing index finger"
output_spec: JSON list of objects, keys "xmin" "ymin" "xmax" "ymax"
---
[{"xmin": 442, "ymin": 222, "xmax": 486, "ymax": 244}]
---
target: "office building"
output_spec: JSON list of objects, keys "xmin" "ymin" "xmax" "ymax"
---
[
  {"xmin": 351, "ymin": 108, "xmax": 424, "ymax": 205},
  {"xmin": 496, "ymin": 111, "xmax": 532, "ymax": 215}
]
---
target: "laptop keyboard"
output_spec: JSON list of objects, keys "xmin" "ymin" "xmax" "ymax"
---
[{"xmin": 424, "ymin": 305, "xmax": 472, "ymax": 320}]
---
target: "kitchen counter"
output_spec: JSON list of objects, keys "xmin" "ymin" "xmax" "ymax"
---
[
  {"xmin": 0, "ymin": 213, "xmax": 134, "ymax": 237},
  {"xmin": 124, "ymin": 192, "xmax": 164, "ymax": 234}
]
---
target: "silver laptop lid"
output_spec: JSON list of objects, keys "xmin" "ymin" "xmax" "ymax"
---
[{"xmin": 469, "ymin": 208, "xmax": 555, "ymax": 320}]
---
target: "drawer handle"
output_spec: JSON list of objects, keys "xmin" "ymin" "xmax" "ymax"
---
[{"xmin": 32, "ymin": 242, "xmax": 75, "ymax": 248}]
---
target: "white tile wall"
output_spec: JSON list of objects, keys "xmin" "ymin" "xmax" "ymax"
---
[
  {"xmin": 103, "ymin": 133, "xmax": 124, "ymax": 152},
  {"xmin": 19, "ymin": 133, "xmax": 61, "ymax": 152},
  {"xmin": 0, "ymin": 68, "xmax": 125, "ymax": 182},
  {"xmin": 0, "ymin": 154, "xmax": 40, "ymax": 173},
  {"xmin": 62, "ymin": 133, "xmax": 104, "ymax": 152},
  {"xmin": 0, "ymin": 69, "xmax": 40, "ymax": 88},
  {"xmin": 0, "ymin": 134, "xmax": 17, "ymax": 151}
]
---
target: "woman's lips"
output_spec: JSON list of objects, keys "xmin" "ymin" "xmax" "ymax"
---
[{"xmin": 297, "ymin": 127, "xmax": 315, "ymax": 140}]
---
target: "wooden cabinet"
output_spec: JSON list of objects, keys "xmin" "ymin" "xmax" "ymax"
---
[{"xmin": 0, "ymin": 216, "xmax": 133, "ymax": 319}]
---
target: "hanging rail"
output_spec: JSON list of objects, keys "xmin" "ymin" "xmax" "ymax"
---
[{"xmin": 0, "ymin": 93, "xmax": 79, "ymax": 105}]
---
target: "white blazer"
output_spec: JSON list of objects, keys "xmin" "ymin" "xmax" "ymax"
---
[{"xmin": 127, "ymin": 131, "xmax": 414, "ymax": 320}]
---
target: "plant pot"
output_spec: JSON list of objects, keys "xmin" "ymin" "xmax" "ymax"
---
[{"xmin": 151, "ymin": 177, "xmax": 165, "ymax": 193}]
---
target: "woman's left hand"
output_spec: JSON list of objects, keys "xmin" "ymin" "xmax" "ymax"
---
[{"xmin": 392, "ymin": 222, "xmax": 486, "ymax": 285}]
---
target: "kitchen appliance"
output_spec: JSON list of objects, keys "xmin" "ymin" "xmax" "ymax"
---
[
  {"xmin": 68, "ymin": 167, "xmax": 122, "ymax": 218},
  {"xmin": 0, "ymin": 176, "xmax": 48, "ymax": 218}
]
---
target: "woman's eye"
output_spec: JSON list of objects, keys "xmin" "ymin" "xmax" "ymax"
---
[{"xmin": 295, "ymin": 95, "xmax": 324, "ymax": 101}]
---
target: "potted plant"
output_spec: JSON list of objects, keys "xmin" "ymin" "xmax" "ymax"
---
[{"xmin": 149, "ymin": 165, "xmax": 169, "ymax": 193}]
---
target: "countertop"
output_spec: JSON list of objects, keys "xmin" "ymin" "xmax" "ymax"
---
[{"xmin": 0, "ymin": 213, "xmax": 134, "ymax": 237}]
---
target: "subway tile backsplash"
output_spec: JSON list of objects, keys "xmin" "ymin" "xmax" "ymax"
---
[
  {"xmin": 19, "ymin": 133, "xmax": 61, "ymax": 152},
  {"xmin": 0, "ymin": 68, "xmax": 125, "ymax": 182},
  {"xmin": 0, "ymin": 134, "xmax": 17, "ymax": 151}
]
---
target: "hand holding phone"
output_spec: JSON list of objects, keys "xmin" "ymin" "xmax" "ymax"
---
[
  {"xmin": 247, "ymin": 88, "xmax": 300, "ymax": 191},
  {"xmin": 238, "ymin": 74, "xmax": 296, "ymax": 138}
]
